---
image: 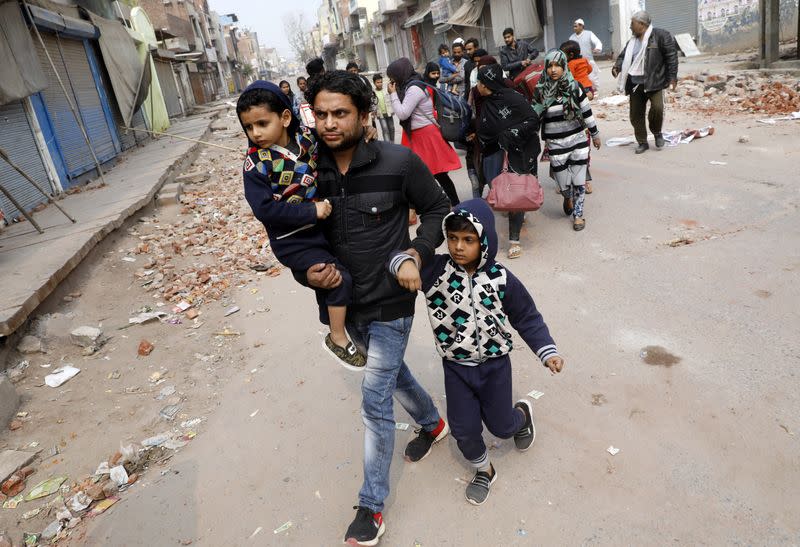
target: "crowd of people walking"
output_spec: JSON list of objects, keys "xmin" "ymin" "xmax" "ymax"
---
[{"xmin": 246, "ymin": 11, "xmax": 678, "ymax": 546}]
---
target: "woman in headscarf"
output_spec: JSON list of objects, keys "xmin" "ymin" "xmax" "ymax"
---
[
  {"xmin": 386, "ymin": 57, "xmax": 462, "ymax": 207},
  {"xmin": 532, "ymin": 49, "xmax": 601, "ymax": 232},
  {"xmin": 279, "ymin": 80, "xmax": 294, "ymax": 102},
  {"xmin": 475, "ymin": 59, "xmax": 541, "ymax": 259},
  {"xmin": 423, "ymin": 62, "xmax": 441, "ymax": 87}
]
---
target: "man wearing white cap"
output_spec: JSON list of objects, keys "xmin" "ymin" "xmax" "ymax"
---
[{"xmin": 569, "ymin": 18, "xmax": 602, "ymax": 91}]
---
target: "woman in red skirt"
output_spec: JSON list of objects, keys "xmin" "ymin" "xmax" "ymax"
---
[{"xmin": 387, "ymin": 58, "xmax": 462, "ymax": 206}]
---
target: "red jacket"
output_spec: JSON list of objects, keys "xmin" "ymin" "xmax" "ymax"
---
[{"xmin": 568, "ymin": 58, "xmax": 593, "ymax": 90}]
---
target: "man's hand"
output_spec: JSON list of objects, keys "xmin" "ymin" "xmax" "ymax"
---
[
  {"xmin": 396, "ymin": 260, "xmax": 421, "ymax": 292},
  {"xmin": 611, "ymin": 66, "xmax": 620, "ymax": 78},
  {"xmin": 364, "ymin": 125, "xmax": 378, "ymax": 142},
  {"xmin": 592, "ymin": 136, "xmax": 601, "ymax": 150},
  {"xmin": 670, "ymin": 80, "xmax": 678, "ymax": 91},
  {"xmin": 521, "ymin": 59, "xmax": 531, "ymax": 67},
  {"xmin": 306, "ymin": 263, "xmax": 342, "ymax": 289},
  {"xmin": 387, "ymin": 81, "xmax": 396, "ymax": 94},
  {"xmin": 545, "ymin": 356, "xmax": 565, "ymax": 374},
  {"xmin": 315, "ymin": 199, "xmax": 332, "ymax": 219}
]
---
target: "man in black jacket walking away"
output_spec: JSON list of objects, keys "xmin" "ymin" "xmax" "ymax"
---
[
  {"xmin": 612, "ymin": 11, "xmax": 678, "ymax": 154},
  {"xmin": 300, "ymin": 71, "xmax": 451, "ymax": 546}
]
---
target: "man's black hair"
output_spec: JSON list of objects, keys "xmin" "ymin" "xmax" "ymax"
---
[
  {"xmin": 372, "ymin": 73, "xmax": 383, "ymax": 82},
  {"xmin": 236, "ymin": 87, "xmax": 299, "ymax": 137},
  {"xmin": 438, "ymin": 43, "xmax": 450, "ymax": 54},
  {"xmin": 445, "ymin": 214, "xmax": 479, "ymax": 235},
  {"xmin": 560, "ymin": 40, "xmax": 581, "ymax": 60},
  {"xmin": 502, "ymin": 27, "xmax": 514, "ymax": 37},
  {"xmin": 346, "ymin": 61, "xmax": 360, "ymax": 72},
  {"xmin": 452, "ymin": 42, "xmax": 463, "ymax": 51},
  {"xmin": 465, "ymin": 37, "xmax": 479, "ymax": 48},
  {"xmin": 306, "ymin": 57, "xmax": 325, "ymax": 77},
  {"xmin": 305, "ymin": 70, "xmax": 376, "ymax": 114},
  {"xmin": 296, "ymin": 76, "xmax": 307, "ymax": 85},
  {"xmin": 472, "ymin": 48, "xmax": 488, "ymax": 60}
]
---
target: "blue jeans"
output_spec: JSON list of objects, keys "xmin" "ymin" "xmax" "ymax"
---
[{"xmin": 347, "ymin": 316, "xmax": 441, "ymax": 513}]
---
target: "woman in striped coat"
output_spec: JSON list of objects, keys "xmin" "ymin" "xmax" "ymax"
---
[{"xmin": 533, "ymin": 49, "xmax": 601, "ymax": 231}]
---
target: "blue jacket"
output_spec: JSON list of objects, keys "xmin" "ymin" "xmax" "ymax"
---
[
  {"xmin": 439, "ymin": 55, "xmax": 457, "ymax": 79},
  {"xmin": 390, "ymin": 199, "xmax": 559, "ymax": 365}
]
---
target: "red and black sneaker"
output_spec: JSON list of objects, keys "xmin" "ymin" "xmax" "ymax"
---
[
  {"xmin": 404, "ymin": 418, "xmax": 449, "ymax": 462},
  {"xmin": 344, "ymin": 506, "xmax": 385, "ymax": 546}
]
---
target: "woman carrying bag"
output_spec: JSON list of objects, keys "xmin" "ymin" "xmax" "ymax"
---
[
  {"xmin": 475, "ymin": 60, "xmax": 542, "ymax": 259},
  {"xmin": 387, "ymin": 57, "xmax": 463, "ymax": 207}
]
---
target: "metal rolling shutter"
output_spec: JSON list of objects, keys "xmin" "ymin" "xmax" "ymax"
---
[
  {"xmin": 35, "ymin": 32, "xmax": 115, "ymax": 180},
  {"xmin": 646, "ymin": 0, "xmax": 698, "ymax": 37},
  {"xmin": 155, "ymin": 60, "xmax": 182, "ymax": 118},
  {"xmin": 0, "ymin": 101, "xmax": 50, "ymax": 220}
]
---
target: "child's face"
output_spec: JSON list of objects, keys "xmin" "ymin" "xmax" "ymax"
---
[
  {"xmin": 374, "ymin": 78, "xmax": 383, "ymax": 90},
  {"xmin": 547, "ymin": 61, "xmax": 565, "ymax": 80},
  {"xmin": 240, "ymin": 105, "xmax": 291, "ymax": 149},
  {"xmin": 447, "ymin": 229, "xmax": 481, "ymax": 272},
  {"xmin": 280, "ymin": 82, "xmax": 291, "ymax": 95}
]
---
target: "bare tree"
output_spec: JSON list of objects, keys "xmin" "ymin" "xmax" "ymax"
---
[{"xmin": 284, "ymin": 13, "xmax": 314, "ymax": 64}]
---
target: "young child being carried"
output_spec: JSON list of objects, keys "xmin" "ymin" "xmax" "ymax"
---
[
  {"xmin": 237, "ymin": 80, "xmax": 366, "ymax": 370},
  {"xmin": 533, "ymin": 49, "xmax": 601, "ymax": 232},
  {"xmin": 389, "ymin": 199, "xmax": 565, "ymax": 506},
  {"xmin": 560, "ymin": 40, "xmax": 594, "ymax": 100}
]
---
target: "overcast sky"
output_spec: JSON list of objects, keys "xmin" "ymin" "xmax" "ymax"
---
[{"xmin": 207, "ymin": 0, "xmax": 320, "ymax": 57}]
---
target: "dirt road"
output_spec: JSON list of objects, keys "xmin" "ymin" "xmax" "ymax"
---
[{"xmin": 2, "ymin": 65, "xmax": 799, "ymax": 545}]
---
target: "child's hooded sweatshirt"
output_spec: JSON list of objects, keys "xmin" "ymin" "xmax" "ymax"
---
[{"xmin": 390, "ymin": 198, "xmax": 559, "ymax": 366}]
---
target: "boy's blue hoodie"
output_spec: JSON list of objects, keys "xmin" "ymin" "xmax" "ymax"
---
[
  {"xmin": 390, "ymin": 199, "xmax": 559, "ymax": 366},
  {"xmin": 439, "ymin": 54, "xmax": 457, "ymax": 80}
]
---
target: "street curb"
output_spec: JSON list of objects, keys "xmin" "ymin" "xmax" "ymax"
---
[{"xmin": 0, "ymin": 111, "xmax": 223, "ymax": 339}]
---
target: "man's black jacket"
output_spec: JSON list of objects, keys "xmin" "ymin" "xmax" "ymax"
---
[
  {"xmin": 613, "ymin": 27, "xmax": 679, "ymax": 93},
  {"xmin": 295, "ymin": 139, "xmax": 450, "ymax": 324}
]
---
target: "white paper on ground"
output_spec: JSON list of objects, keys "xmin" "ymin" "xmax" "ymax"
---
[
  {"xmin": 607, "ymin": 445, "xmax": 620, "ymax": 455},
  {"xmin": 44, "ymin": 365, "xmax": 81, "ymax": 387},
  {"xmin": 527, "ymin": 390, "xmax": 545, "ymax": 400}
]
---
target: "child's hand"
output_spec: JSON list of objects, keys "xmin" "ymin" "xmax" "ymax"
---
[
  {"xmin": 545, "ymin": 356, "xmax": 565, "ymax": 374},
  {"xmin": 315, "ymin": 199, "xmax": 332, "ymax": 219},
  {"xmin": 586, "ymin": 90, "xmax": 594, "ymax": 101},
  {"xmin": 592, "ymin": 136, "xmax": 601, "ymax": 150},
  {"xmin": 396, "ymin": 259, "xmax": 421, "ymax": 292}
]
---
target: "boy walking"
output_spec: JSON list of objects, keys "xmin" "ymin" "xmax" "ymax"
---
[
  {"xmin": 372, "ymin": 73, "xmax": 395, "ymax": 142},
  {"xmin": 390, "ymin": 199, "xmax": 564, "ymax": 505}
]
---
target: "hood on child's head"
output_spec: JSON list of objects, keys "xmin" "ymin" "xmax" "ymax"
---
[
  {"xmin": 236, "ymin": 80, "xmax": 298, "ymax": 146},
  {"xmin": 442, "ymin": 198, "xmax": 498, "ymax": 270}
]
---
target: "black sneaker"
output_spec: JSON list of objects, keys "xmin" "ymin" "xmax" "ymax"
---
[
  {"xmin": 635, "ymin": 143, "xmax": 649, "ymax": 154},
  {"xmin": 344, "ymin": 506, "xmax": 385, "ymax": 546},
  {"xmin": 513, "ymin": 399, "xmax": 536, "ymax": 451},
  {"xmin": 324, "ymin": 334, "xmax": 367, "ymax": 371},
  {"xmin": 654, "ymin": 134, "xmax": 665, "ymax": 149},
  {"xmin": 404, "ymin": 418, "xmax": 449, "ymax": 462},
  {"xmin": 465, "ymin": 465, "xmax": 497, "ymax": 505}
]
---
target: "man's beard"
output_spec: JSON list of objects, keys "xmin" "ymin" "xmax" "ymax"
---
[{"xmin": 325, "ymin": 127, "xmax": 364, "ymax": 151}]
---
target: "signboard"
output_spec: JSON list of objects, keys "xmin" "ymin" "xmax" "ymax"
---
[{"xmin": 431, "ymin": 0, "xmax": 450, "ymax": 25}]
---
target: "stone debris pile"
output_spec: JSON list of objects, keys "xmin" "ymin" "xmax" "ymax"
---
[{"xmin": 672, "ymin": 70, "xmax": 800, "ymax": 115}]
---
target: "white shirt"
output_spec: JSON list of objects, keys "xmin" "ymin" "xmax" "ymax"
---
[{"xmin": 569, "ymin": 30, "xmax": 602, "ymax": 60}]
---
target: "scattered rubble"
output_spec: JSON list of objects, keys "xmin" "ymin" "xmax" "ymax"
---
[
  {"xmin": 70, "ymin": 326, "xmax": 105, "ymax": 349},
  {"xmin": 671, "ymin": 71, "xmax": 800, "ymax": 115},
  {"xmin": 16, "ymin": 336, "xmax": 44, "ymax": 355}
]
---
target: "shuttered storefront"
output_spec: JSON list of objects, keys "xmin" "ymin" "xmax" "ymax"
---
[
  {"xmin": 0, "ymin": 100, "xmax": 51, "ymax": 220},
  {"xmin": 154, "ymin": 60, "xmax": 182, "ymax": 118},
  {"xmin": 34, "ymin": 32, "xmax": 118, "ymax": 184},
  {"xmin": 646, "ymin": 0, "xmax": 698, "ymax": 37}
]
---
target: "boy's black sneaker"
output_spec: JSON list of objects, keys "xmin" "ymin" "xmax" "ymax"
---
[
  {"xmin": 465, "ymin": 465, "xmax": 497, "ymax": 505},
  {"xmin": 513, "ymin": 399, "xmax": 536, "ymax": 451},
  {"xmin": 404, "ymin": 418, "xmax": 449, "ymax": 462},
  {"xmin": 344, "ymin": 506, "xmax": 385, "ymax": 546}
]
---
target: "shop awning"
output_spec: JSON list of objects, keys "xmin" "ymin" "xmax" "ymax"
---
[
  {"xmin": 448, "ymin": 0, "xmax": 485, "ymax": 27},
  {"xmin": 0, "ymin": 2, "xmax": 47, "ymax": 105},
  {"xmin": 403, "ymin": 6, "xmax": 432, "ymax": 29}
]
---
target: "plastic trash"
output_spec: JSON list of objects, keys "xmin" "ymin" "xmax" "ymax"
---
[
  {"xmin": 45, "ymin": 365, "xmax": 81, "ymax": 387},
  {"xmin": 24, "ymin": 475, "xmax": 68, "ymax": 501},
  {"xmin": 224, "ymin": 306, "xmax": 240, "ymax": 317},
  {"xmin": 110, "ymin": 466, "xmax": 129, "ymax": 486},
  {"xmin": 527, "ymin": 389, "xmax": 545, "ymax": 400},
  {"xmin": 395, "ymin": 422, "xmax": 410, "ymax": 431},
  {"xmin": 141, "ymin": 433, "xmax": 171, "ymax": 447},
  {"xmin": 159, "ymin": 404, "xmax": 180, "ymax": 421},
  {"xmin": 607, "ymin": 446, "xmax": 620, "ymax": 456},
  {"xmin": 68, "ymin": 492, "xmax": 92, "ymax": 512},
  {"xmin": 273, "ymin": 521, "xmax": 292, "ymax": 534},
  {"xmin": 88, "ymin": 497, "xmax": 118, "ymax": 516},
  {"xmin": 128, "ymin": 311, "xmax": 168, "ymax": 325}
]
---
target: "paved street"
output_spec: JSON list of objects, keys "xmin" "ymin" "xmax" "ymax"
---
[{"xmin": 57, "ymin": 70, "xmax": 798, "ymax": 545}]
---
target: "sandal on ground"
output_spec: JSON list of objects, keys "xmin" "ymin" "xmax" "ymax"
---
[
  {"xmin": 323, "ymin": 334, "xmax": 367, "ymax": 371},
  {"xmin": 573, "ymin": 218, "xmax": 586, "ymax": 231},
  {"xmin": 507, "ymin": 244, "xmax": 522, "ymax": 259},
  {"xmin": 585, "ymin": 181, "xmax": 593, "ymax": 194}
]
